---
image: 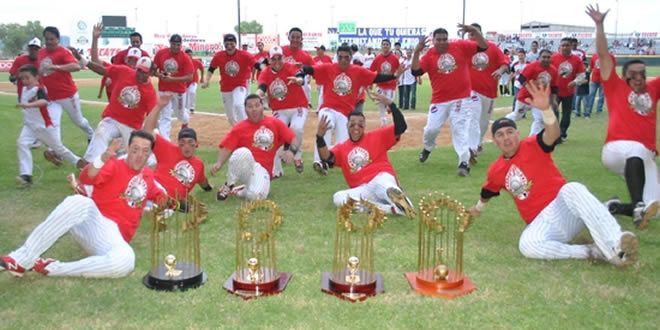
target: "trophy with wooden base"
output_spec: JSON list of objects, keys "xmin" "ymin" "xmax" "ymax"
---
[
  {"xmin": 223, "ymin": 200, "xmax": 292, "ymax": 300},
  {"xmin": 404, "ymin": 192, "xmax": 476, "ymax": 298},
  {"xmin": 143, "ymin": 195, "xmax": 208, "ymax": 291},
  {"xmin": 321, "ymin": 198, "xmax": 386, "ymax": 302}
]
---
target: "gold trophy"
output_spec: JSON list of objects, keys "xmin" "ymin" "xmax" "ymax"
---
[
  {"xmin": 405, "ymin": 192, "xmax": 476, "ymax": 298},
  {"xmin": 224, "ymin": 200, "xmax": 292, "ymax": 300},
  {"xmin": 143, "ymin": 194, "xmax": 207, "ymax": 291},
  {"xmin": 321, "ymin": 199, "xmax": 386, "ymax": 302}
]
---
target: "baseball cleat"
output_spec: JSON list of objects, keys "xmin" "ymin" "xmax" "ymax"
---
[
  {"xmin": 0, "ymin": 255, "xmax": 26, "ymax": 277},
  {"xmin": 387, "ymin": 187, "xmax": 416, "ymax": 219},
  {"xmin": 313, "ymin": 161, "xmax": 328, "ymax": 176},
  {"xmin": 216, "ymin": 183, "xmax": 234, "ymax": 201},
  {"xmin": 15, "ymin": 175, "xmax": 33, "ymax": 188},
  {"xmin": 32, "ymin": 258, "xmax": 56, "ymax": 275},
  {"xmin": 418, "ymin": 149, "xmax": 431, "ymax": 163},
  {"xmin": 294, "ymin": 159, "xmax": 304, "ymax": 174},
  {"xmin": 612, "ymin": 231, "xmax": 638, "ymax": 267},
  {"xmin": 633, "ymin": 200, "xmax": 659, "ymax": 230},
  {"xmin": 457, "ymin": 162, "xmax": 470, "ymax": 177},
  {"xmin": 469, "ymin": 149, "xmax": 478, "ymax": 166},
  {"xmin": 43, "ymin": 150, "xmax": 63, "ymax": 166}
]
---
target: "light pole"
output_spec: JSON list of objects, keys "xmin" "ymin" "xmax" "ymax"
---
[
  {"xmin": 237, "ymin": 0, "xmax": 242, "ymax": 45},
  {"xmin": 614, "ymin": 0, "xmax": 619, "ymax": 43}
]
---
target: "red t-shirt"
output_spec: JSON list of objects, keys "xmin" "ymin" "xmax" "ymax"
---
[
  {"xmin": 469, "ymin": 41, "xmax": 510, "ymax": 98},
  {"xmin": 419, "ymin": 40, "xmax": 479, "ymax": 103},
  {"xmin": 602, "ymin": 66, "xmax": 659, "ymax": 154},
  {"xmin": 370, "ymin": 53, "xmax": 400, "ymax": 90},
  {"xmin": 254, "ymin": 50, "xmax": 269, "ymax": 64},
  {"xmin": 153, "ymin": 135, "xmax": 207, "ymax": 199},
  {"xmin": 209, "ymin": 50, "xmax": 255, "ymax": 92},
  {"xmin": 153, "ymin": 48, "xmax": 194, "ymax": 93},
  {"xmin": 313, "ymin": 55, "xmax": 333, "ymax": 65},
  {"xmin": 100, "ymin": 61, "xmax": 114, "ymax": 100},
  {"xmin": 101, "ymin": 65, "xmax": 157, "ymax": 129},
  {"xmin": 282, "ymin": 46, "xmax": 314, "ymax": 66},
  {"xmin": 551, "ymin": 52, "xmax": 585, "ymax": 97},
  {"xmin": 37, "ymin": 46, "xmax": 78, "ymax": 100},
  {"xmin": 313, "ymin": 63, "xmax": 377, "ymax": 116},
  {"xmin": 257, "ymin": 63, "xmax": 308, "ymax": 110},
  {"xmin": 516, "ymin": 62, "xmax": 559, "ymax": 104},
  {"xmin": 219, "ymin": 116, "xmax": 296, "ymax": 176},
  {"xmin": 79, "ymin": 158, "xmax": 166, "ymax": 242},
  {"xmin": 483, "ymin": 136, "xmax": 566, "ymax": 223},
  {"xmin": 112, "ymin": 48, "xmax": 150, "ymax": 66},
  {"xmin": 332, "ymin": 126, "xmax": 398, "ymax": 188},
  {"xmin": 190, "ymin": 58, "xmax": 204, "ymax": 84},
  {"xmin": 589, "ymin": 53, "xmax": 616, "ymax": 84},
  {"xmin": 9, "ymin": 54, "xmax": 39, "ymax": 99}
]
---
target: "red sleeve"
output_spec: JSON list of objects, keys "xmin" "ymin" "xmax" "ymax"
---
[
  {"xmin": 153, "ymin": 134, "xmax": 177, "ymax": 159},
  {"xmin": 482, "ymin": 165, "xmax": 503, "ymax": 195},
  {"xmin": 153, "ymin": 51, "xmax": 162, "ymax": 68},
  {"xmin": 312, "ymin": 64, "xmax": 328, "ymax": 84},
  {"xmin": 459, "ymin": 40, "xmax": 479, "ymax": 58},
  {"xmin": 330, "ymin": 143, "xmax": 346, "ymax": 167},
  {"xmin": 419, "ymin": 53, "xmax": 431, "ymax": 74},
  {"xmin": 375, "ymin": 126, "xmax": 398, "ymax": 149},
  {"xmin": 209, "ymin": 53, "xmax": 220, "ymax": 69},
  {"xmin": 143, "ymin": 87, "xmax": 157, "ymax": 113},
  {"xmin": 359, "ymin": 66, "xmax": 378, "ymax": 86},
  {"xmin": 520, "ymin": 63, "xmax": 534, "ymax": 80},
  {"xmin": 60, "ymin": 48, "xmax": 77, "ymax": 64},
  {"xmin": 257, "ymin": 69, "xmax": 267, "ymax": 85},
  {"xmin": 277, "ymin": 119, "xmax": 296, "ymax": 144},
  {"xmin": 79, "ymin": 158, "xmax": 116, "ymax": 186},
  {"xmin": 180, "ymin": 55, "xmax": 194, "ymax": 75},
  {"xmin": 369, "ymin": 57, "xmax": 378, "ymax": 71},
  {"xmin": 196, "ymin": 162, "xmax": 207, "ymax": 186},
  {"xmin": 9, "ymin": 57, "xmax": 21, "ymax": 76},
  {"xmin": 246, "ymin": 52, "xmax": 256, "ymax": 67},
  {"xmin": 219, "ymin": 127, "xmax": 240, "ymax": 151},
  {"xmin": 106, "ymin": 64, "xmax": 120, "ymax": 80}
]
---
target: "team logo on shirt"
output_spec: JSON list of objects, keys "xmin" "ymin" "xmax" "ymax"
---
[
  {"xmin": 333, "ymin": 73, "xmax": 353, "ymax": 96},
  {"xmin": 627, "ymin": 91, "xmax": 653, "ymax": 115},
  {"xmin": 119, "ymin": 86, "xmax": 141, "ymax": 109},
  {"xmin": 269, "ymin": 78, "xmax": 288, "ymax": 101},
  {"xmin": 505, "ymin": 165, "xmax": 533, "ymax": 201},
  {"xmin": 122, "ymin": 174, "xmax": 148, "ymax": 208},
  {"xmin": 253, "ymin": 126, "xmax": 275, "ymax": 151},
  {"xmin": 595, "ymin": 59, "xmax": 600, "ymax": 69},
  {"xmin": 471, "ymin": 52, "xmax": 490, "ymax": 71},
  {"xmin": 347, "ymin": 147, "xmax": 371, "ymax": 173},
  {"xmin": 39, "ymin": 57, "xmax": 54, "ymax": 77},
  {"xmin": 558, "ymin": 61, "xmax": 573, "ymax": 78},
  {"xmin": 538, "ymin": 71, "xmax": 552, "ymax": 87},
  {"xmin": 171, "ymin": 160, "xmax": 195, "ymax": 186},
  {"xmin": 380, "ymin": 62, "xmax": 392, "ymax": 74},
  {"xmin": 163, "ymin": 58, "xmax": 179, "ymax": 74},
  {"xmin": 437, "ymin": 54, "xmax": 457, "ymax": 74},
  {"xmin": 225, "ymin": 60, "xmax": 240, "ymax": 77}
]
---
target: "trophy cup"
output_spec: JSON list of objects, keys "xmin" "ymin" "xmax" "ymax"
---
[
  {"xmin": 223, "ymin": 200, "xmax": 292, "ymax": 300},
  {"xmin": 143, "ymin": 195, "xmax": 208, "ymax": 291},
  {"xmin": 321, "ymin": 198, "xmax": 386, "ymax": 302},
  {"xmin": 404, "ymin": 192, "xmax": 476, "ymax": 298}
]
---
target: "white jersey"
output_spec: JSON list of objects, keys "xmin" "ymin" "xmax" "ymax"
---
[
  {"xmin": 20, "ymin": 85, "xmax": 59, "ymax": 128},
  {"xmin": 399, "ymin": 58, "xmax": 415, "ymax": 85},
  {"xmin": 363, "ymin": 53, "xmax": 375, "ymax": 68},
  {"xmin": 526, "ymin": 51, "xmax": 540, "ymax": 62},
  {"xmin": 511, "ymin": 60, "xmax": 528, "ymax": 89}
]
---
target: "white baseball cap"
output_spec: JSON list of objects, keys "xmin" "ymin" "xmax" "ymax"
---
[
  {"xmin": 126, "ymin": 47, "xmax": 141, "ymax": 59},
  {"xmin": 136, "ymin": 57, "xmax": 152, "ymax": 73},
  {"xmin": 28, "ymin": 37, "xmax": 42, "ymax": 48},
  {"xmin": 269, "ymin": 46, "xmax": 283, "ymax": 58}
]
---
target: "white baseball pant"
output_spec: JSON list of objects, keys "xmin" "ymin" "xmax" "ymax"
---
[
  {"xmin": 17, "ymin": 123, "xmax": 81, "ymax": 176},
  {"xmin": 83, "ymin": 117, "xmax": 134, "ymax": 162},
  {"xmin": 313, "ymin": 107, "xmax": 348, "ymax": 162},
  {"xmin": 272, "ymin": 107, "xmax": 308, "ymax": 176},
  {"xmin": 185, "ymin": 82, "xmax": 198, "ymax": 110},
  {"xmin": 52, "ymin": 92, "xmax": 94, "ymax": 140},
  {"xmin": 333, "ymin": 172, "xmax": 404, "ymax": 215},
  {"xmin": 602, "ymin": 140, "xmax": 660, "ymax": 205},
  {"xmin": 227, "ymin": 147, "xmax": 270, "ymax": 200},
  {"xmin": 473, "ymin": 91, "xmax": 496, "ymax": 144},
  {"xmin": 518, "ymin": 182, "xmax": 624, "ymax": 261},
  {"xmin": 376, "ymin": 88, "xmax": 396, "ymax": 127},
  {"xmin": 303, "ymin": 76, "xmax": 312, "ymax": 104},
  {"xmin": 9, "ymin": 195, "xmax": 135, "ymax": 278},
  {"xmin": 422, "ymin": 97, "xmax": 472, "ymax": 165},
  {"xmin": 221, "ymin": 86, "xmax": 248, "ymax": 126},
  {"xmin": 158, "ymin": 91, "xmax": 188, "ymax": 141},
  {"xmin": 505, "ymin": 100, "xmax": 545, "ymax": 136},
  {"xmin": 466, "ymin": 92, "xmax": 484, "ymax": 151},
  {"xmin": 316, "ymin": 86, "xmax": 324, "ymax": 112}
]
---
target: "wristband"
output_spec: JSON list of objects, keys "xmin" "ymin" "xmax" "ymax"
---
[
  {"xmin": 542, "ymin": 110, "xmax": 557, "ymax": 125},
  {"xmin": 92, "ymin": 156, "xmax": 105, "ymax": 169},
  {"xmin": 316, "ymin": 135, "xmax": 327, "ymax": 148}
]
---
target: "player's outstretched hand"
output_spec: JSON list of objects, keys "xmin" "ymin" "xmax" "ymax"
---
[
  {"xmin": 585, "ymin": 4, "xmax": 609, "ymax": 24},
  {"xmin": 317, "ymin": 116, "xmax": 331, "ymax": 137},
  {"xmin": 92, "ymin": 23, "xmax": 104, "ymax": 39},
  {"xmin": 414, "ymin": 36, "xmax": 429, "ymax": 53},
  {"xmin": 523, "ymin": 79, "xmax": 551, "ymax": 111}
]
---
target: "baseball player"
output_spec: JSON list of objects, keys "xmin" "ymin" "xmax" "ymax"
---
[
  {"xmin": 111, "ymin": 31, "xmax": 150, "ymax": 66},
  {"xmin": 38, "ymin": 26, "xmax": 94, "ymax": 141},
  {"xmin": 15, "ymin": 65, "xmax": 84, "ymax": 187},
  {"xmin": 411, "ymin": 25, "xmax": 488, "ymax": 177},
  {"xmin": 469, "ymin": 81, "xmax": 638, "ymax": 267},
  {"xmin": 299, "ymin": 44, "xmax": 402, "ymax": 176},
  {"xmin": 9, "ymin": 37, "xmax": 41, "ymax": 101},
  {"xmin": 505, "ymin": 49, "xmax": 559, "ymax": 136},
  {"xmin": 316, "ymin": 93, "xmax": 415, "ymax": 218},
  {"xmin": 551, "ymin": 37, "xmax": 586, "ymax": 143},
  {"xmin": 210, "ymin": 94, "xmax": 298, "ymax": 201},
  {"xmin": 0, "ymin": 131, "xmax": 167, "ymax": 278},
  {"xmin": 256, "ymin": 46, "xmax": 308, "ymax": 176},
  {"xmin": 201, "ymin": 34, "xmax": 256, "ymax": 126},
  {"xmin": 282, "ymin": 28, "xmax": 315, "ymax": 106},
  {"xmin": 312, "ymin": 45, "xmax": 333, "ymax": 112},
  {"xmin": 586, "ymin": 5, "xmax": 660, "ymax": 229},
  {"xmin": 369, "ymin": 39, "xmax": 401, "ymax": 127},
  {"xmin": 185, "ymin": 49, "xmax": 205, "ymax": 114},
  {"xmin": 153, "ymin": 34, "xmax": 194, "ymax": 140},
  {"xmin": 466, "ymin": 23, "xmax": 510, "ymax": 161}
]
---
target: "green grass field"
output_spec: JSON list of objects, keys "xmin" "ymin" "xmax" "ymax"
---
[{"xmin": 0, "ymin": 68, "xmax": 659, "ymax": 328}]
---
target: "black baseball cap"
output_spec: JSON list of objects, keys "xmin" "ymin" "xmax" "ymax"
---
[
  {"xmin": 491, "ymin": 117, "xmax": 517, "ymax": 135},
  {"xmin": 178, "ymin": 128, "xmax": 197, "ymax": 141},
  {"xmin": 169, "ymin": 34, "xmax": 182, "ymax": 43},
  {"xmin": 223, "ymin": 34, "xmax": 237, "ymax": 42}
]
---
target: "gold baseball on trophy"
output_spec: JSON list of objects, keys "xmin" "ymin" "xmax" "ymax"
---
[
  {"xmin": 164, "ymin": 254, "xmax": 183, "ymax": 278},
  {"xmin": 345, "ymin": 256, "xmax": 361, "ymax": 284},
  {"xmin": 247, "ymin": 257, "xmax": 263, "ymax": 283},
  {"xmin": 433, "ymin": 264, "xmax": 449, "ymax": 281}
]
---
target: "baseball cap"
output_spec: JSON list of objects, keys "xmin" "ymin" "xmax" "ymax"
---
[
  {"xmin": 178, "ymin": 128, "xmax": 197, "ymax": 141},
  {"xmin": 126, "ymin": 47, "xmax": 141, "ymax": 59},
  {"xmin": 185, "ymin": 48, "xmax": 193, "ymax": 54},
  {"xmin": 223, "ymin": 34, "xmax": 237, "ymax": 42},
  {"xmin": 28, "ymin": 37, "xmax": 42, "ymax": 48},
  {"xmin": 136, "ymin": 57, "xmax": 152, "ymax": 73},
  {"xmin": 269, "ymin": 46, "xmax": 283, "ymax": 58},
  {"xmin": 491, "ymin": 117, "xmax": 517, "ymax": 135},
  {"xmin": 169, "ymin": 34, "xmax": 182, "ymax": 43}
]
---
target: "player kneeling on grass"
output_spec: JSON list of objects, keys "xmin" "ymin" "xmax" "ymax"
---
[
  {"xmin": 316, "ymin": 93, "xmax": 416, "ymax": 218},
  {"xmin": 1, "ymin": 131, "xmax": 168, "ymax": 278},
  {"xmin": 469, "ymin": 80, "xmax": 638, "ymax": 267},
  {"xmin": 210, "ymin": 94, "xmax": 299, "ymax": 201},
  {"xmin": 15, "ymin": 64, "xmax": 84, "ymax": 187}
]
